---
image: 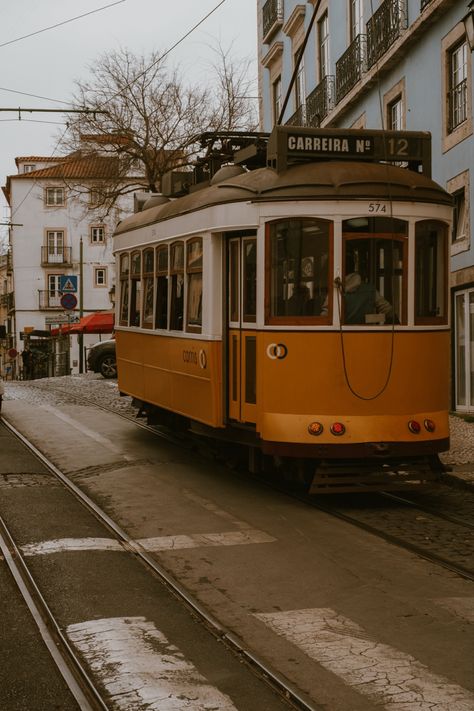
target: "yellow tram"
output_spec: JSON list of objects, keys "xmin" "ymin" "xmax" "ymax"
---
[{"xmin": 113, "ymin": 127, "xmax": 452, "ymax": 492}]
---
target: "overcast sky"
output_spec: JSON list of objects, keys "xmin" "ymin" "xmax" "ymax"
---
[{"xmin": 0, "ymin": 0, "xmax": 259, "ymax": 231}]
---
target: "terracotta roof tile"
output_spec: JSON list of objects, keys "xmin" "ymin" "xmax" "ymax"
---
[{"xmin": 12, "ymin": 154, "xmax": 121, "ymax": 180}]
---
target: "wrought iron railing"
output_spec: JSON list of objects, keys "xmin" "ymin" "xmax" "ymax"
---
[
  {"xmin": 285, "ymin": 105, "xmax": 306, "ymax": 127},
  {"xmin": 262, "ymin": 0, "xmax": 283, "ymax": 41},
  {"xmin": 366, "ymin": 0, "xmax": 407, "ymax": 69},
  {"xmin": 41, "ymin": 246, "xmax": 72, "ymax": 266},
  {"xmin": 306, "ymin": 76, "xmax": 335, "ymax": 126},
  {"xmin": 336, "ymin": 35, "xmax": 367, "ymax": 103},
  {"xmin": 0, "ymin": 292, "xmax": 14, "ymax": 311},
  {"xmin": 448, "ymin": 79, "xmax": 468, "ymax": 132},
  {"xmin": 38, "ymin": 290, "xmax": 63, "ymax": 309}
]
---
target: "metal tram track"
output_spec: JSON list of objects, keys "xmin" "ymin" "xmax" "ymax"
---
[
  {"xmin": 0, "ymin": 513, "xmax": 109, "ymax": 711},
  {"xmin": 1, "ymin": 414, "xmax": 321, "ymax": 711},
  {"xmin": 7, "ymin": 381, "xmax": 474, "ymax": 581}
]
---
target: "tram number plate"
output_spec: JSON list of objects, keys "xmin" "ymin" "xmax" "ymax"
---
[{"xmin": 367, "ymin": 202, "xmax": 388, "ymax": 213}]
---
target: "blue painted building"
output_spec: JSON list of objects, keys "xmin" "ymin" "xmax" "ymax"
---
[{"xmin": 257, "ymin": 0, "xmax": 474, "ymax": 412}]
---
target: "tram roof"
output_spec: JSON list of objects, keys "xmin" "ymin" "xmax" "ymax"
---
[{"xmin": 114, "ymin": 160, "xmax": 452, "ymax": 236}]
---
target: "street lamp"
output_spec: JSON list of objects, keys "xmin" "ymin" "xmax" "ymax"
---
[{"xmin": 463, "ymin": 0, "xmax": 474, "ymax": 51}]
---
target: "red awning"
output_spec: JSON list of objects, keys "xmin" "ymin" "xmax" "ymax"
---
[{"xmin": 51, "ymin": 310, "xmax": 114, "ymax": 336}]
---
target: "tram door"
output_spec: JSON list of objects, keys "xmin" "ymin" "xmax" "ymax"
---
[{"xmin": 227, "ymin": 234, "xmax": 257, "ymax": 424}]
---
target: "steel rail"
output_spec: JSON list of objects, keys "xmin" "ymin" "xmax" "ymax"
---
[
  {"xmin": 1, "ymin": 416, "xmax": 322, "ymax": 711},
  {"xmin": 377, "ymin": 490, "xmax": 474, "ymax": 530},
  {"xmin": 0, "ymin": 515, "xmax": 110, "ymax": 711}
]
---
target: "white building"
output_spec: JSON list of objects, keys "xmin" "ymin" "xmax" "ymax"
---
[{"xmin": 2, "ymin": 144, "xmax": 137, "ymax": 376}]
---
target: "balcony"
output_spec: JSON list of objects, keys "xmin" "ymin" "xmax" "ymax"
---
[
  {"xmin": 41, "ymin": 246, "xmax": 72, "ymax": 266},
  {"xmin": 366, "ymin": 0, "xmax": 407, "ymax": 69},
  {"xmin": 38, "ymin": 290, "xmax": 63, "ymax": 309},
  {"xmin": 306, "ymin": 76, "xmax": 335, "ymax": 126},
  {"xmin": 262, "ymin": 0, "xmax": 283, "ymax": 43},
  {"xmin": 336, "ymin": 35, "xmax": 367, "ymax": 103},
  {"xmin": 285, "ymin": 104, "xmax": 306, "ymax": 127},
  {"xmin": 0, "ymin": 292, "xmax": 14, "ymax": 311}
]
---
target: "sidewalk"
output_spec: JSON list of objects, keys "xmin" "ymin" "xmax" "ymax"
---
[{"xmin": 440, "ymin": 415, "xmax": 474, "ymax": 488}]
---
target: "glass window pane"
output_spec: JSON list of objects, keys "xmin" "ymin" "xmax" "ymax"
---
[
  {"xmin": 143, "ymin": 276, "xmax": 154, "ymax": 325},
  {"xmin": 243, "ymin": 239, "xmax": 256, "ymax": 322},
  {"xmin": 155, "ymin": 276, "xmax": 168, "ymax": 329},
  {"xmin": 229, "ymin": 240, "xmax": 239, "ymax": 322},
  {"xmin": 343, "ymin": 237, "xmax": 403, "ymax": 324},
  {"xmin": 415, "ymin": 221, "xmax": 447, "ymax": 322},
  {"xmin": 269, "ymin": 219, "xmax": 330, "ymax": 319},
  {"xmin": 144, "ymin": 249, "xmax": 154, "ymax": 274},
  {"xmin": 120, "ymin": 281, "xmax": 129, "ymax": 323},
  {"xmin": 187, "ymin": 273, "xmax": 202, "ymax": 327},
  {"xmin": 131, "ymin": 252, "xmax": 141, "ymax": 275},
  {"xmin": 120, "ymin": 254, "xmax": 129, "ymax": 276},
  {"xmin": 170, "ymin": 274, "xmax": 184, "ymax": 330},
  {"xmin": 187, "ymin": 240, "xmax": 202, "ymax": 270},
  {"xmin": 157, "ymin": 247, "xmax": 168, "ymax": 273}
]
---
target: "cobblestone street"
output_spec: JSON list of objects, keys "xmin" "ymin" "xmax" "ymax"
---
[{"xmin": 2, "ymin": 372, "xmax": 473, "ymax": 487}]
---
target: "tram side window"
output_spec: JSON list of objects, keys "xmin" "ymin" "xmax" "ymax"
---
[
  {"xmin": 267, "ymin": 218, "xmax": 331, "ymax": 322},
  {"xmin": 243, "ymin": 238, "xmax": 257, "ymax": 323},
  {"xmin": 186, "ymin": 238, "xmax": 203, "ymax": 332},
  {"xmin": 342, "ymin": 218, "xmax": 407, "ymax": 325},
  {"xmin": 142, "ymin": 248, "xmax": 154, "ymax": 329},
  {"xmin": 170, "ymin": 242, "xmax": 184, "ymax": 331},
  {"xmin": 155, "ymin": 246, "xmax": 168, "ymax": 329},
  {"xmin": 415, "ymin": 221, "xmax": 447, "ymax": 324},
  {"xmin": 130, "ymin": 251, "xmax": 142, "ymax": 327},
  {"xmin": 119, "ymin": 253, "xmax": 129, "ymax": 326}
]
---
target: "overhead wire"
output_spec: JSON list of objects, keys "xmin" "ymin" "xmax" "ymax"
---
[{"xmin": 8, "ymin": 0, "xmax": 230, "ymax": 219}]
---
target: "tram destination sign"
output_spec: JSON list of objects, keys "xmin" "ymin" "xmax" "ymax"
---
[{"xmin": 266, "ymin": 126, "xmax": 431, "ymax": 176}]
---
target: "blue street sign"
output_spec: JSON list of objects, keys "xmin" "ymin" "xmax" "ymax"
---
[
  {"xmin": 60, "ymin": 293, "xmax": 78, "ymax": 310},
  {"xmin": 59, "ymin": 275, "xmax": 78, "ymax": 293}
]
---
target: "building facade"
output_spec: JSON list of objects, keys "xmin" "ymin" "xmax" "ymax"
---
[
  {"xmin": 258, "ymin": 0, "xmax": 474, "ymax": 412},
  {"xmin": 2, "ymin": 144, "xmax": 136, "ymax": 377}
]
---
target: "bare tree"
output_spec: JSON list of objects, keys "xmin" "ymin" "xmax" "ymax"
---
[{"xmin": 60, "ymin": 45, "xmax": 258, "ymax": 213}]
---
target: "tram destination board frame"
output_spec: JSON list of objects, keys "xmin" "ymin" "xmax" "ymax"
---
[{"xmin": 266, "ymin": 126, "xmax": 432, "ymax": 176}]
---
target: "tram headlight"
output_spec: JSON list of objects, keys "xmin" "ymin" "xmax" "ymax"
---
[
  {"xmin": 308, "ymin": 422, "xmax": 324, "ymax": 436},
  {"xmin": 408, "ymin": 420, "xmax": 421, "ymax": 434},
  {"xmin": 424, "ymin": 419, "xmax": 436, "ymax": 432},
  {"xmin": 330, "ymin": 422, "xmax": 346, "ymax": 436}
]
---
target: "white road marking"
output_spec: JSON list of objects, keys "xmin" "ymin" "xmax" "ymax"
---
[
  {"xmin": 40, "ymin": 403, "xmax": 134, "ymax": 461},
  {"xmin": 138, "ymin": 529, "xmax": 276, "ymax": 551},
  {"xmin": 255, "ymin": 608, "xmax": 474, "ymax": 710},
  {"xmin": 20, "ymin": 529, "xmax": 275, "ymax": 556},
  {"xmin": 21, "ymin": 538, "xmax": 124, "ymax": 556},
  {"xmin": 67, "ymin": 616, "xmax": 238, "ymax": 710},
  {"xmin": 436, "ymin": 598, "xmax": 474, "ymax": 623}
]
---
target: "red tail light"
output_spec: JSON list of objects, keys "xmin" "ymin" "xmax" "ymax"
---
[
  {"xmin": 424, "ymin": 419, "xmax": 436, "ymax": 432},
  {"xmin": 408, "ymin": 420, "xmax": 421, "ymax": 434},
  {"xmin": 330, "ymin": 422, "xmax": 346, "ymax": 436}
]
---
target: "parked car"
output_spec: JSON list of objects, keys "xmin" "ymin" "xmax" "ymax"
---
[{"xmin": 86, "ymin": 338, "xmax": 117, "ymax": 378}]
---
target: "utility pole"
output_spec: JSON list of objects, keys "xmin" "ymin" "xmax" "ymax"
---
[{"xmin": 79, "ymin": 237, "xmax": 84, "ymax": 374}]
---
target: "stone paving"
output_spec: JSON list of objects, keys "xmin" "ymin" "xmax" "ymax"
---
[{"xmin": 2, "ymin": 372, "xmax": 474, "ymax": 487}]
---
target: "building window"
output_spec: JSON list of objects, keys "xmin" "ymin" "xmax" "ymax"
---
[
  {"xmin": 266, "ymin": 218, "xmax": 331, "ymax": 323},
  {"xmin": 448, "ymin": 170, "xmax": 470, "ymax": 254},
  {"xmin": 89, "ymin": 187, "xmax": 101, "ymax": 206},
  {"xmin": 186, "ymin": 238, "xmax": 203, "ymax": 332},
  {"xmin": 170, "ymin": 242, "xmax": 184, "ymax": 331},
  {"xmin": 414, "ymin": 220, "xmax": 447, "ymax": 324},
  {"xmin": 388, "ymin": 96, "xmax": 402, "ymax": 130},
  {"xmin": 294, "ymin": 54, "xmax": 305, "ymax": 111},
  {"xmin": 119, "ymin": 254, "xmax": 129, "ymax": 325},
  {"xmin": 48, "ymin": 274, "xmax": 62, "ymax": 308},
  {"xmin": 45, "ymin": 187, "xmax": 65, "ymax": 206},
  {"xmin": 318, "ymin": 12, "xmax": 330, "ymax": 81},
  {"xmin": 155, "ymin": 245, "xmax": 168, "ymax": 329},
  {"xmin": 94, "ymin": 268, "xmax": 107, "ymax": 287},
  {"xmin": 90, "ymin": 225, "xmax": 105, "ymax": 243},
  {"xmin": 448, "ymin": 41, "xmax": 468, "ymax": 133},
  {"xmin": 442, "ymin": 24, "xmax": 472, "ymax": 152},
  {"xmin": 46, "ymin": 231, "xmax": 65, "ymax": 263},
  {"xmin": 273, "ymin": 76, "xmax": 282, "ymax": 125},
  {"xmin": 350, "ymin": 0, "xmax": 363, "ymax": 41},
  {"xmin": 23, "ymin": 164, "xmax": 36, "ymax": 173},
  {"xmin": 142, "ymin": 248, "xmax": 154, "ymax": 329}
]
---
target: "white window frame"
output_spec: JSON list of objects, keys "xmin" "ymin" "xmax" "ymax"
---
[
  {"xmin": 448, "ymin": 170, "xmax": 471, "ymax": 255},
  {"xmin": 45, "ymin": 187, "xmax": 65, "ymax": 206},
  {"xmin": 442, "ymin": 23, "xmax": 473, "ymax": 153},
  {"xmin": 90, "ymin": 225, "xmax": 105, "ymax": 244},
  {"xmin": 94, "ymin": 267, "xmax": 107, "ymax": 287},
  {"xmin": 318, "ymin": 11, "xmax": 330, "ymax": 81}
]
